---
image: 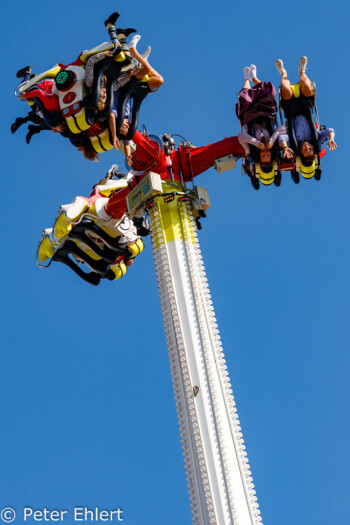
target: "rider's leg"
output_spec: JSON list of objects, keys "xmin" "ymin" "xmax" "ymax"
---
[
  {"xmin": 249, "ymin": 64, "xmax": 261, "ymax": 85},
  {"xmin": 275, "ymin": 59, "xmax": 293, "ymax": 100},
  {"xmin": 242, "ymin": 67, "xmax": 251, "ymax": 89},
  {"xmin": 16, "ymin": 65, "xmax": 32, "ymax": 83},
  {"xmin": 104, "ymin": 12, "xmax": 120, "ymax": 42},
  {"xmin": 117, "ymin": 28, "xmax": 137, "ymax": 56},
  {"xmin": 131, "ymin": 47, "xmax": 164, "ymax": 91},
  {"xmin": 298, "ymin": 57, "xmax": 313, "ymax": 97}
]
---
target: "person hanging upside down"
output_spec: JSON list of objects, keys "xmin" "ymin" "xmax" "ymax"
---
[
  {"xmin": 13, "ymin": 65, "xmax": 69, "ymax": 142},
  {"xmin": 109, "ymin": 33, "xmax": 163, "ymax": 154},
  {"xmin": 275, "ymin": 56, "xmax": 336, "ymax": 176},
  {"xmin": 78, "ymin": 33, "xmax": 163, "ymax": 164},
  {"xmin": 237, "ymin": 64, "xmax": 291, "ymax": 167}
]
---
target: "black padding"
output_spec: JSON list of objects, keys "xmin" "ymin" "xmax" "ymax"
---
[
  {"xmin": 55, "ymin": 69, "xmax": 76, "ymax": 91},
  {"xmin": 52, "ymin": 248, "xmax": 101, "ymax": 285},
  {"xmin": 53, "ymin": 240, "xmax": 110, "ymax": 275},
  {"xmin": 82, "ymin": 108, "xmax": 97, "ymax": 127},
  {"xmin": 69, "ymin": 221, "xmax": 129, "ymax": 263},
  {"xmin": 115, "ymin": 76, "xmax": 150, "ymax": 140},
  {"xmin": 281, "ymin": 94, "xmax": 319, "ymax": 154}
]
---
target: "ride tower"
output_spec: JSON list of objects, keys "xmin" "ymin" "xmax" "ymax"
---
[
  {"xmin": 36, "ymin": 128, "xmax": 261, "ymax": 524},
  {"xmin": 120, "ymin": 132, "xmax": 262, "ymax": 525}
]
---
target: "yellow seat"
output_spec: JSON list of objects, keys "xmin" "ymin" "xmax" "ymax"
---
[
  {"xmin": 37, "ymin": 235, "xmax": 55, "ymax": 263},
  {"xmin": 109, "ymin": 261, "xmax": 127, "ymax": 280},
  {"xmin": 66, "ymin": 108, "xmax": 92, "ymax": 134},
  {"xmin": 296, "ymin": 156, "xmax": 316, "ymax": 179},
  {"xmin": 71, "ymin": 240, "xmax": 102, "ymax": 262},
  {"xmin": 53, "ymin": 213, "xmax": 73, "ymax": 241},
  {"xmin": 255, "ymin": 162, "xmax": 278, "ymax": 186},
  {"xmin": 90, "ymin": 128, "xmax": 114, "ymax": 153},
  {"xmin": 127, "ymin": 238, "xmax": 144, "ymax": 258},
  {"xmin": 290, "ymin": 83, "xmax": 301, "ymax": 98}
]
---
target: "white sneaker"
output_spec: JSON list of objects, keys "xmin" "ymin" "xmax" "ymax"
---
[
  {"xmin": 275, "ymin": 59, "xmax": 287, "ymax": 76},
  {"xmin": 243, "ymin": 66, "xmax": 250, "ymax": 80},
  {"xmin": 128, "ymin": 34, "xmax": 141, "ymax": 50},
  {"xmin": 250, "ymin": 64, "xmax": 257, "ymax": 79},
  {"xmin": 298, "ymin": 56, "xmax": 307, "ymax": 74},
  {"xmin": 141, "ymin": 46, "xmax": 151, "ymax": 60}
]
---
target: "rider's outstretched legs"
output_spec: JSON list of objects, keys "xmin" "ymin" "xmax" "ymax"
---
[
  {"xmin": 276, "ymin": 57, "xmax": 313, "ymax": 99},
  {"xmin": 117, "ymin": 28, "xmax": 137, "ymax": 56},
  {"xmin": 249, "ymin": 64, "xmax": 261, "ymax": 86},
  {"xmin": 298, "ymin": 57, "xmax": 313, "ymax": 97},
  {"xmin": 275, "ymin": 59, "xmax": 293, "ymax": 100},
  {"xmin": 16, "ymin": 65, "xmax": 33, "ymax": 83},
  {"xmin": 104, "ymin": 12, "xmax": 120, "ymax": 41},
  {"xmin": 242, "ymin": 67, "xmax": 251, "ymax": 89}
]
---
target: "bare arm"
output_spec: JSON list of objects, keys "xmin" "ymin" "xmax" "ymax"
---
[
  {"xmin": 327, "ymin": 131, "xmax": 337, "ymax": 151},
  {"xmin": 109, "ymin": 113, "xmax": 120, "ymax": 150},
  {"xmin": 268, "ymin": 124, "xmax": 288, "ymax": 148},
  {"xmin": 124, "ymin": 143, "xmax": 133, "ymax": 166},
  {"xmin": 279, "ymin": 140, "xmax": 294, "ymax": 160}
]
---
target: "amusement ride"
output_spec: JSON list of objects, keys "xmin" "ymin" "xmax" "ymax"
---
[{"xmin": 12, "ymin": 12, "xmax": 336, "ymax": 525}]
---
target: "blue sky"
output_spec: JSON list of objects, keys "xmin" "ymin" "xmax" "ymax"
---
[{"xmin": 1, "ymin": 1, "xmax": 349, "ymax": 524}]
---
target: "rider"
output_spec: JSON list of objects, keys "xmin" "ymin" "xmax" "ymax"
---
[
  {"xmin": 13, "ymin": 71, "xmax": 68, "ymax": 142},
  {"xmin": 275, "ymin": 56, "xmax": 337, "ymax": 175},
  {"xmin": 237, "ymin": 64, "xmax": 292, "ymax": 166},
  {"xmin": 77, "ymin": 33, "xmax": 163, "ymax": 163}
]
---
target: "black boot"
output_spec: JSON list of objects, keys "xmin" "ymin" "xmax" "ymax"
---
[
  {"xmin": 104, "ymin": 12, "xmax": 120, "ymax": 40},
  {"xmin": 16, "ymin": 65, "xmax": 32, "ymax": 78},
  {"xmin": 26, "ymin": 124, "xmax": 42, "ymax": 144},
  {"xmin": 104, "ymin": 12, "xmax": 120, "ymax": 27},
  {"xmin": 117, "ymin": 28, "xmax": 137, "ymax": 38},
  {"xmin": 11, "ymin": 116, "xmax": 29, "ymax": 134},
  {"xmin": 116, "ymin": 28, "xmax": 137, "ymax": 56}
]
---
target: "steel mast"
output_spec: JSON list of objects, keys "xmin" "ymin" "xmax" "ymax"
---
[{"xmin": 147, "ymin": 185, "xmax": 262, "ymax": 525}]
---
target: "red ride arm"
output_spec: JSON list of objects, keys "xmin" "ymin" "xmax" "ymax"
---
[
  {"xmin": 106, "ymin": 133, "xmax": 246, "ymax": 220},
  {"xmin": 176, "ymin": 136, "xmax": 245, "ymax": 181}
]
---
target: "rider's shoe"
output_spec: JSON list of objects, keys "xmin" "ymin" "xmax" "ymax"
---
[
  {"xmin": 16, "ymin": 65, "xmax": 32, "ymax": 78},
  {"xmin": 26, "ymin": 125, "xmax": 41, "ymax": 144},
  {"xmin": 298, "ymin": 56, "xmax": 307, "ymax": 74},
  {"xmin": 250, "ymin": 64, "xmax": 257, "ymax": 79},
  {"xmin": 117, "ymin": 28, "xmax": 137, "ymax": 37},
  {"xmin": 11, "ymin": 117, "xmax": 26, "ymax": 134},
  {"xmin": 141, "ymin": 46, "xmax": 151, "ymax": 60},
  {"xmin": 104, "ymin": 12, "xmax": 120, "ymax": 27},
  {"xmin": 275, "ymin": 59, "xmax": 287, "ymax": 77},
  {"xmin": 127, "ymin": 238, "xmax": 144, "ymax": 259},
  {"xmin": 128, "ymin": 34, "xmax": 141, "ymax": 50}
]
